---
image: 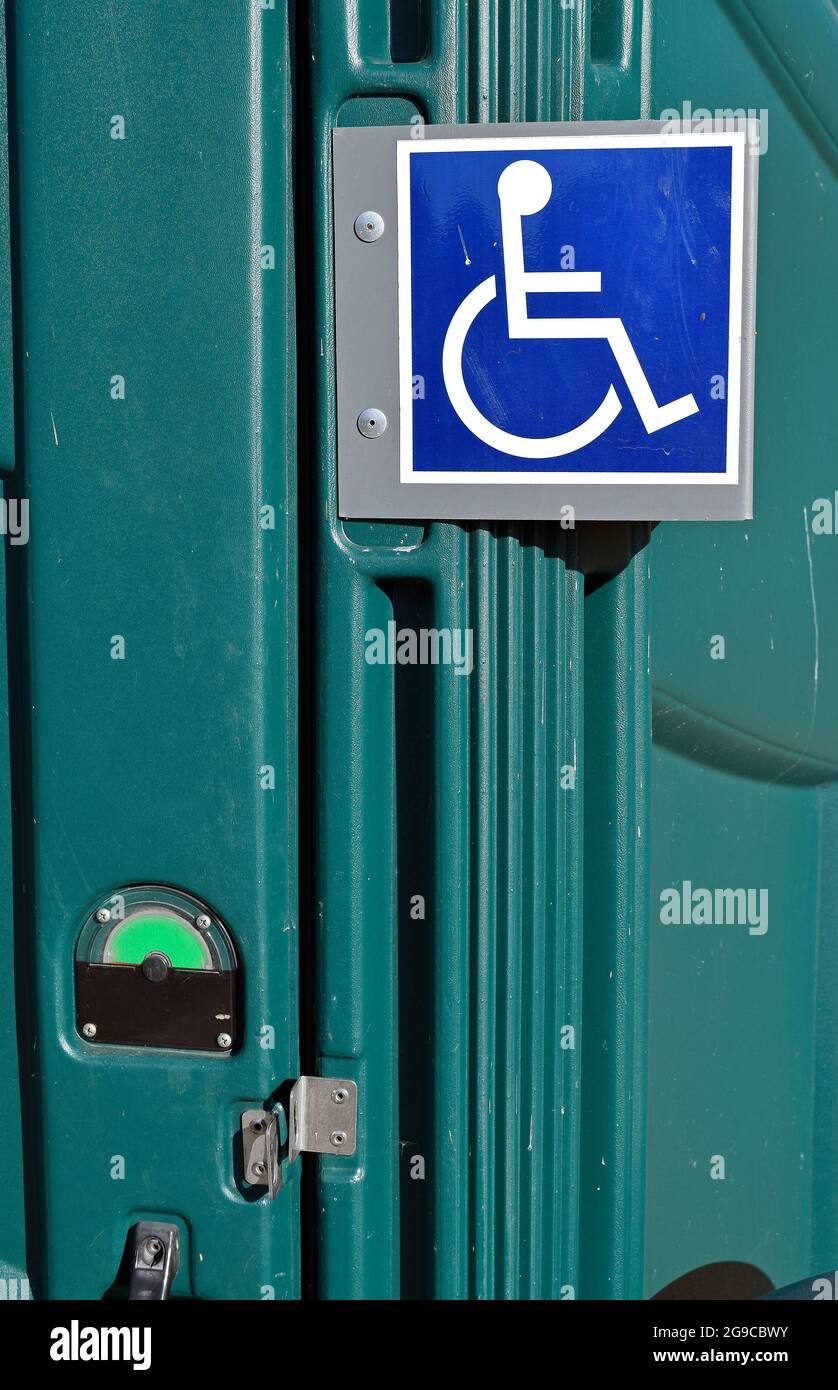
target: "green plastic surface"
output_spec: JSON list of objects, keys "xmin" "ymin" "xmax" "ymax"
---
[{"xmin": 0, "ymin": 0, "xmax": 299, "ymax": 1299}]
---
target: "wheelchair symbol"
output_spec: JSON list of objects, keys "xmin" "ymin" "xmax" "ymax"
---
[{"xmin": 441, "ymin": 160, "xmax": 699, "ymax": 458}]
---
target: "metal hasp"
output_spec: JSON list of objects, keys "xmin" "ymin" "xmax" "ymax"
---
[
  {"xmin": 127, "ymin": 1222, "xmax": 180, "ymax": 1301},
  {"xmin": 241, "ymin": 1108, "xmax": 281, "ymax": 1200},
  {"xmin": 240, "ymin": 1079, "xmax": 358, "ymax": 1198},
  {"xmin": 289, "ymin": 1076, "xmax": 357, "ymax": 1163}
]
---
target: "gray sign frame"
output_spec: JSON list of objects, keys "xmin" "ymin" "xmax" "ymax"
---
[{"xmin": 333, "ymin": 120, "xmax": 758, "ymax": 522}]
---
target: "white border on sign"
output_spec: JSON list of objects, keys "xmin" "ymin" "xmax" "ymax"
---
[{"xmin": 397, "ymin": 133, "xmax": 746, "ymax": 486}]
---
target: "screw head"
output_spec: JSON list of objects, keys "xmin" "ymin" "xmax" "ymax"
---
[
  {"xmin": 216, "ymin": 1032, "xmax": 232, "ymax": 1050},
  {"xmin": 139, "ymin": 1236, "xmax": 163, "ymax": 1265},
  {"xmin": 331, "ymin": 1087, "xmax": 349, "ymax": 1105},
  {"xmin": 95, "ymin": 907, "xmax": 111, "ymax": 924},
  {"xmin": 250, "ymin": 1118, "xmax": 265, "ymax": 1134},
  {"xmin": 330, "ymin": 1130, "xmax": 347, "ymax": 1148},
  {"xmin": 354, "ymin": 210, "xmax": 384, "ymax": 242},
  {"xmin": 195, "ymin": 914, "xmax": 212, "ymax": 930},
  {"xmin": 252, "ymin": 1161, "xmax": 267, "ymax": 1178},
  {"xmin": 357, "ymin": 408, "xmax": 387, "ymax": 439},
  {"xmin": 81, "ymin": 1022, "xmax": 97, "ymax": 1039}
]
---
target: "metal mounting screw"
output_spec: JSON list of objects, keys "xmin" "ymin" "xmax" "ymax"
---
[
  {"xmin": 330, "ymin": 1130, "xmax": 347, "ymax": 1148},
  {"xmin": 331, "ymin": 1087, "xmax": 349, "ymax": 1105},
  {"xmin": 195, "ymin": 914, "xmax": 212, "ymax": 930},
  {"xmin": 81, "ymin": 1022, "xmax": 97, "ymax": 1039},
  {"xmin": 95, "ymin": 907, "xmax": 110, "ymax": 924},
  {"xmin": 252, "ymin": 1162, "xmax": 267, "ymax": 1177},
  {"xmin": 139, "ymin": 1236, "xmax": 164, "ymax": 1266},
  {"xmin": 250, "ymin": 1118, "xmax": 265, "ymax": 1133},
  {"xmin": 354, "ymin": 210, "xmax": 384, "ymax": 242},
  {"xmin": 216, "ymin": 1032, "xmax": 232, "ymax": 1050},
  {"xmin": 357, "ymin": 408, "xmax": 387, "ymax": 439}
]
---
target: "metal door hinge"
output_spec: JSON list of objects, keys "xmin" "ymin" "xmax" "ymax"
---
[{"xmin": 241, "ymin": 1077, "xmax": 357, "ymax": 1199}]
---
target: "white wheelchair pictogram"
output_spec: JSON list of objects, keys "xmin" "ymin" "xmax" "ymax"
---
[{"xmin": 441, "ymin": 159, "xmax": 699, "ymax": 457}]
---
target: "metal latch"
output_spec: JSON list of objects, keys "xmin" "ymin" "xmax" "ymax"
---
[
  {"xmin": 127, "ymin": 1221, "xmax": 180, "ymax": 1300},
  {"xmin": 241, "ymin": 1108, "xmax": 282, "ymax": 1199},
  {"xmin": 288, "ymin": 1075, "xmax": 357, "ymax": 1162},
  {"xmin": 241, "ymin": 1077, "xmax": 357, "ymax": 1199}
]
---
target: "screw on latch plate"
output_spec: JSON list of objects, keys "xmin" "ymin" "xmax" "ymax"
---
[{"xmin": 289, "ymin": 1076, "xmax": 357, "ymax": 1163}]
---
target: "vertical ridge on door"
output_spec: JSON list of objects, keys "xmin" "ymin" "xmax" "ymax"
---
[{"xmin": 305, "ymin": 0, "xmax": 586, "ymax": 1300}]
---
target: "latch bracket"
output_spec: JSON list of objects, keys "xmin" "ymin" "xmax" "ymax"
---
[
  {"xmin": 241, "ymin": 1108, "xmax": 281, "ymax": 1199},
  {"xmin": 289, "ymin": 1076, "xmax": 357, "ymax": 1162},
  {"xmin": 240, "ymin": 1077, "xmax": 357, "ymax": 1198}
]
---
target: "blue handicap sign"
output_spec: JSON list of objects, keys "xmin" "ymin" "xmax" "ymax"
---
[{"xmin": 398, "ymin": 135, "xmax": 744, "ymax": 482}]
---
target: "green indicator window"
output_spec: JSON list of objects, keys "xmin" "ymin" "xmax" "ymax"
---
[{"xmin": 104, "ymin": 913, "xmax": 211, "ymax": 970}]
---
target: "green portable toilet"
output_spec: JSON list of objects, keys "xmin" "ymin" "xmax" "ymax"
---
[{"xmin": 0, "ymin": 0, "xmax": 835, "ymax": 1309}]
